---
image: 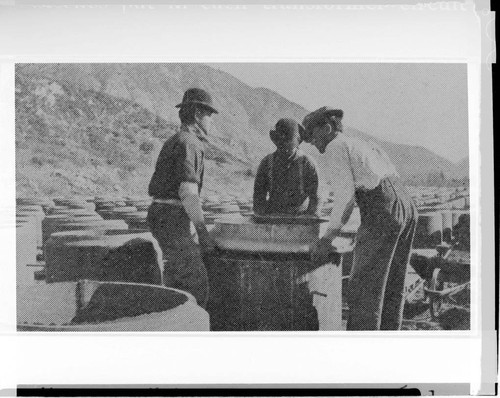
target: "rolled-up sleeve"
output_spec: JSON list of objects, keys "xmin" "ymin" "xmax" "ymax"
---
[{"xmin": 324, "ymin": 140, "xmax": 356, "ymax": 235}]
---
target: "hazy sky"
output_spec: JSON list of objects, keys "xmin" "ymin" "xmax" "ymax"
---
[{"xmin": 209, "ymin": 63, "xmax": 469, "ymax": 163}]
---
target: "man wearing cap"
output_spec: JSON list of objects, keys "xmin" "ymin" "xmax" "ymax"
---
[
  {"xmin": 302, "ymin": 107, "xmax": 417, "ymax": 330},
  {"xmin": 253, "ymin": 118, "xmax": 320, "ymax": 216},
  {"xmin": 147, "ymin": 88, "xmax": 218, "ymax": 308}
]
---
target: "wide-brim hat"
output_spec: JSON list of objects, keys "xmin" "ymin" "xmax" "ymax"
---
[
  {"xmin": 301, "ymin": 107, "xmax": 343, "ymax": 142},
  {"xmin": 302, "ymin": 107, "xmax": 343, "ymax": 131},
  {"xmin": 270, "ymin": 118, "xmax": 305, "ymax": 144},
  {"xmin": 175, "ymin": 88, "xmax": 219, "ymax": 114}
]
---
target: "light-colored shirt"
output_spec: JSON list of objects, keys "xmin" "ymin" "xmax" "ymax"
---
[{"xmin": 318, "ymin": 134, "xmax": 398, "ymax": 236}]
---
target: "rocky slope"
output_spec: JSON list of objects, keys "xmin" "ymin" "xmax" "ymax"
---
[{"xmin": 15, "ymin": 64, "xmax": 469, "ymax": 198}]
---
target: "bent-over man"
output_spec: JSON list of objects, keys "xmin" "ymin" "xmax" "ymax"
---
[{"xmin": 303, "ymin": 107, "xmax": 418, "ymax": 330}]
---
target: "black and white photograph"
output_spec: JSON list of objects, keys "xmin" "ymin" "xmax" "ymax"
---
[
  {"xmin": 1, "ymin": 1, "xmax": 496, "ymax": 394},
  {"xmin": 15, "ymin": 63, "xmax": 471, "ymax": 332}
]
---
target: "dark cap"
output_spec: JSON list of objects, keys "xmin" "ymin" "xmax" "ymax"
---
[
  {"xmin": 175, "ymin": 88, "xmax": 219, "ymax": 114},
  {"xmin": 301, "ymin": 107, "xmax": 343, "ymax": 141},
  {"xmin": 270, "ymin": 118, "xmax": 305, "ymax": 144}
]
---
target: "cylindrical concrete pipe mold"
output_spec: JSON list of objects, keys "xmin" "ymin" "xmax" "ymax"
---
[
  {"xmin": 45, "ymin": 229, "xmax": 144, "ymax": 252},
  {"xmin": 237, "ymin": 203, "xmax": 253, "ymax": 212},
  {"xmin": 451, "ymin": 211, "xmax": 470, "ymax": 229},
  {"xmin": 110, "ymin": 206, "xmax": 138, "ymax": 219},
  {"xmin": 48, "ymin": 208, "xmax": 97, "ymax": 217},
  {"xmin": 120, "ymin": 211, "xmax": 148, "ymax": 230},
  {"xmin": 208, "ymin": 204, "xmax": 240, "ymax": 214},
  {"xmin": 97, "ymin": 206, "xmax": 136, "ymax": 220},
  {"xmin": 53, "ymin": 198, "xmax": 96, "ymax": 212},
  {"xmin": 44, "ymin": 230, "xmax": 163, "ymax": 285},
  {"xmin": 451, "ymin": 197, "xmax": 467, "ymax": 209},
  {"xmin": 451, "ymin": 212, "xmax": 470, "ymax": 249},
  {"xmin": 53, "ymin": 219, "xmax": 128, "ymax": 234},
  {"xmin": 124, "ymin": 197, "xmax": 151, "ymax": 211},
  {"xmin": 16, "ymin": 213, "xmax": 39, "ymax": 241},
  {"xmin": 17, "ymin": 197, "xmax": 54, "ymax": 214},
  {"xmin": 95, "ymin": 202, "xmax": 116, "ymax": 212},
  {"xmin": 94, "ymin": 197, "xmax": 127, "ymax": 211},
  {"xmin": 42, "ymin": 214, "xmax": 103, "ymax": 246},
  {"xmin": 17, "ymin": 206, "xmax": 45, "ymax": 247},
  {"xmin": 16, "ymin": 220, "xmax": 37, "ymax": 267},
  {"xmin": 211, "ymin": 216, "xmax": 326, "ymax": 253},
  {"xmin": 206, "ymin": 216, "xmax": 344, "ymax": 331},
  {"xmin": 17, "ymin": 281, "xmax": 209, "ymax": 331},
  {"xmin": 440, "ymin": 210, "xmax": 453, "ymax": 243},
  {"xmin": 413, "ymin": 212, "xmax": 443, "ymax": 249},
  {"xmin": 46, "ymin": 206, "xmax": 70, "ymax": 215},
  {"xmin": 16, "ymin": 220, "xmax": 45, "ymax": 287}
]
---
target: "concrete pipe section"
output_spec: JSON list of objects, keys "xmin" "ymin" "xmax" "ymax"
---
[
  {"xmin": 16, "ymin": 219, "xmax": 38, "ymax": 267},
  {"xmin": 46, "ymin": 206, "xmax": 70, "ymax": 215},
  {"xmin": 413, "ymin": 212, "xmax": 443, "ymax": 249},
  {"xmin": 17, "ymin": 197, "xmax": 55, "ymax": 214},
  {"xmin": 17, "ymin": 280, "xmax": 209, "ymax": 331},
  {"xmin": 41, "ymin": 213, "xmax": 102, "ymax": 247},
  {"xmin": 44, "ymin": 230, "xmax": 163, "ymax": 286},
  {"xmin": 16, "ymin": 220, "xmax": 45, "ymax": 287},
  {"xmin": 441, "ymin": 210, "xmax": 453, "ymax": 243},
  {"xmin": 17, "ymin": 206, "xmax": 45, "ymax": 248},
  {"xmin": 124, "ymin": 197, "xmax": 152, "ymax": 212},
  {"xmin": 53, "ymin": 198, "xmax": 96, "ymax": 212},
  {"xmin": 52, "ymin": 219, "xmax": 128, "ymax": 234},
  {"xmin": 94, "ymin": 197, "xmax": 127, "ymax": 211},
  {"xmin": 97, "ymin": 206, "xmax": 137, "ymax": 220},
  {"xmin": 452, "ymin": 211, "xmax": 470, "ymax": 229},
  {"xmin": 206, "ymin": 215, "xmax": 353, "ymax": 331},
  {"xmin": 119, "ymin": 211, "xmax": 149, "ymax": 231}
]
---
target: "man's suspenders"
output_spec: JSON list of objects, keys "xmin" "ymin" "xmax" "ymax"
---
[{"xmin": 267, "ymin": 154, "xmax": 305, "ymax": 196}]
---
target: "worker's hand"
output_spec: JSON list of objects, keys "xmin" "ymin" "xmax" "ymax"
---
[{"xmin": 311, "ymin": 236, "xmax": 335, "ymax": 266}]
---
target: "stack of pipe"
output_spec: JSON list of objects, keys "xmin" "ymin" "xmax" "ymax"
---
[
  {"xmin": 119, "ymin": 211, "xmax": 149, "ymax": 231},
  {"xmin": 124, "ymin": 197, "xmax": 152, "ymax": 212},
  {"xmin": 42, "ymin": 212, "xmax": 102, "ymax": 247},
  {"xmin": 17, "ymin": 197, "xmax": 54, "ymax": 214},
  {"xmin": 17, "ymin": 280, "xmax": 209, "ymax": 331},
  {"xmin": 44, "ymin": 230, "xmax": 163, "ymax": 285},
  {"xmin": 53, "ymin": 198, "xmax": 96, "ymax": 212},
  {"xmin": 413, "ymin": 212, "xmax": 443, "ymax": 249},
  {"xmin": 97, "ymin": 206, "xmax": 135, "ymax": 220},
  {"xmin": 16, "ymin": 216, "xmax": 38, "ymax": 267},
  {"xmin": 17, "ymin": 205, "xmax": 45, "ymax": 249}
]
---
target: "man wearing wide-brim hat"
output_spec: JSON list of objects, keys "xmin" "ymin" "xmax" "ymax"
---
[
  {"xmin": 303, "ymin": 106, "xmax": 418, "ymax": 331},
  {"xmin": 147, "ymin": 88, "xmax": 218, "ymax": 308},
  {"xmin": 253, "ymin": 118, "xmax": 320, "ymax": 216}
]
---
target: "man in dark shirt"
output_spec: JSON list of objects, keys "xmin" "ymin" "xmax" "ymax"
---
[
  {"xmin": 253, "ymin": 118, "xmax": 320, "ymax": 216},
  {"xmin": 147, "ymin": 88, "xmax": 218, "ymax": 308}
]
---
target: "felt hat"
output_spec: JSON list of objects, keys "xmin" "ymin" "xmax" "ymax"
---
[
  {"xmin": 175, "ymin": 88, "xmax": 219, "ymax": 114},
  {"xmin": 301, "ymin": 107, "xmax": 343, "ymax": 142},
  {"xmin": 270, "ymin": 118, "xmax": 304, "ymax": 144}
]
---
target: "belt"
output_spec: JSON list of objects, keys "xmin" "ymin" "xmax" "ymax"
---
[{"xmin": 153, "ymin": 198, "xmax": 183, "ymax": 206}]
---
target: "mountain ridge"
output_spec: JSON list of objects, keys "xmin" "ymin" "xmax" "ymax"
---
[{"xmin": 15, "ymin": 63, "xmax": 468, "ymax": 197}]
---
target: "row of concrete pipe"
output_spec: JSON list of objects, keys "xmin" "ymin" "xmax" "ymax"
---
[
  {"xmin": 16, "ymin": 196, "xmax": 208, "ymax": 331},
  {"xmin": 16, "ymin": 191, "xmax": 469, "ymax": 331}
]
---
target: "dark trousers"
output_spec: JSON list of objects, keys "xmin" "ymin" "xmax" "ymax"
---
[
  {"xmin": 347, "ymin": 176, "xmax": 417, "ymax": 330},
  {"xmin": 147, "ymin": 203, "xmax": 209, "ymax": 308}
]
